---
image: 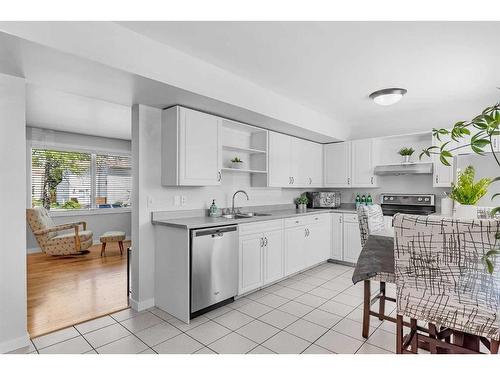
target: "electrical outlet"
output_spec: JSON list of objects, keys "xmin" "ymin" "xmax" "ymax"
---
[
  {"xmin": 174, "ymin": 196, "xmax": 181, "ymax": 207},
  {"xmin": 181, "ymin": 196, "xmax": 187, "ymax": 206}
]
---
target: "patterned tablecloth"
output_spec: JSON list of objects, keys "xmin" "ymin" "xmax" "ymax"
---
[{"xmin": 352, "ymin": 229, "xmax": 394, "ymax": 284}]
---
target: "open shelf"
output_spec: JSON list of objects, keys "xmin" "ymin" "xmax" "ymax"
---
[
  {"xmin": 222, "ymin": 145, "xmax": 267, "ymax": 154},
  {"xmin": 221, "ymin": 167, "xmax": 267, "ymax": 174}
]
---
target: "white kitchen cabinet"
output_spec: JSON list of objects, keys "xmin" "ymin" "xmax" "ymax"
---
[
  {"xmin": 432, "ymin": 134, "xmax": 454, "ymax": 187},
  {"xmin": 342, "ymin": 214, "xmax": 362, "ymax": 264},
  {"xmin": 384, "ymin": 215, "xmax": 394, "ymax": 230},
  {"xmin": 305, "ymin": 215, "xmax": 331, "ymax": 267},
  {"xmin": 284, "ymin": 226, "xmax": 306, "ymax": 276},
  {"xmin": 269, "ymin": 131, "xmax": 323, "ymax": 187},
  {"xmin": 330, "ymin": 212, "xmax": 343, "ymax": 261},
  {"xmin": 268, "ymin": 132, "xmax": 293, "ymax": 187},
  {"xmin": 324, "ymin": 142, "xmax": 351, "ymax": 187},
  {"xmin": 263, "ymin": 229, "xmax": 284, "ymax": 285},
  {"xmin": 492, "ymin": 135, "xmax": 500, "ymax": 152},
  {"xmin": 162, "ymin": 106, "xmax": 222, "ymax": 186},
  {"xmin": 324, "ymin": 139, "xmax": 376, "ymax": 188},
  {"xmin": 351, "ymin": 139, "xmax": 376, "ymax": 187},
  {"xmin": 238, "ymin": 233, "xmax": 264, "ymax": 294}
]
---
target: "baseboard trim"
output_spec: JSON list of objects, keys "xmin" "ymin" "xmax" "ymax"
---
[
  {"xmin": 129, "ymin": 297, "xmax": 155, "ymax": 312},
  {"xmin": 0, "ymin": 332, "xmax": 31, "ymax": 354}
]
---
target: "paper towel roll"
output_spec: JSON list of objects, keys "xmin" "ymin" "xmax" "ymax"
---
[{"xmin": 441, "ymin": 197, "xmax": 453, "ymax": 217}]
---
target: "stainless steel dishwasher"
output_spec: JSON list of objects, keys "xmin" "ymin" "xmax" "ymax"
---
[{"xmin": 191, "ymin": 225, "xmax": 238, "ymax": 315}]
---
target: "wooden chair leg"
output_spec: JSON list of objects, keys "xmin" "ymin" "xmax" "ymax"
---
[
  {"xmin": 491, "ymin": 340, "xmax": 499, "ymax": 354},
  {"xmin": 410, "ymin": 318, "xmax": 418, "ymax": 353},
  {"xmin": 101, "ymin": 242, "xmax": 106, "ymax": 256},
  {"xmin": 118, "ymin": 241, "xmax": 124, "ymax": 255},
  {"xmin": 362, "ymin": 280, "xmax": 370, "ymax": 338},
  {"xmin": 428, "ymin": 323, "xmax": 437, "ymax": 354},
  {"xmin": 379, "ymin": 281, "xmax": 386, "ymax": 321},
  {"xmin": 396, "ymin": 314, "xmax": 403, "ymax": 354}
]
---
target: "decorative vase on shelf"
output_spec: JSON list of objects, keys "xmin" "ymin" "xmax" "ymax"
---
[
  {"xmin": 402, "ymin": 155, "xmax": 411, "ymax": 163},
  {"xmin": 298, "ymin": 203, "xmax": 307, "ymax": 212},
  {"xmin": 231, "ymin": 161, "xmax": 245, "ymax": 169},
  {"xmin": 453, "ymin": 204, "xmax": 477, "ymax": 219}
]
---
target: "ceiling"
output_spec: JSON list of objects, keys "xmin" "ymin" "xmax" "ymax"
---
[{"xmin": 119, "ymin": 21, "xmax": 500, "ymax": 138}]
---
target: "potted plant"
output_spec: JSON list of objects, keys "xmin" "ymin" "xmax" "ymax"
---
[
  {"xmin": 295, "ymin": 194, "xmax": 308, "ymax": 212},
  {"xmin": 420, "ymin": 101, "xmax": 499, "ymax": 272},
  {"xmin": 230, "ymin": 157, "xmax": 244, "ymax": 169},
  {"xmin": 398, "ymin": 147, "xmax": 415, "ymax": 163},
  {"xmin": 449, "ymin": 166, "xmax": 491, "ymax": 218}
]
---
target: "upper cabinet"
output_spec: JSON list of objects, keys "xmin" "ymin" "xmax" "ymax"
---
[
  {"xmin": 432, "ymin": 133, "xmax": 454, "ymax": 188},
  {"xmin": 162, "ymin": 106, "xmax": 222, "ymax": 186},
  {"xmin": 268, "ymin": 131, "xmax": 323, "ymax": 188},
  {"xmin": 324, "ymin": 139, "xmax": 376, "ymax": 188}
]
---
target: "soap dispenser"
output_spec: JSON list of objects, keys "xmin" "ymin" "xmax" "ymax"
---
[{"xmin": 209, "ymin": 199, "xmax": 219, "ymax": 217}]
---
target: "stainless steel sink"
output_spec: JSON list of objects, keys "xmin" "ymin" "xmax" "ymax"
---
[{"xmin": 221, "ymin": 212, "xmax": 272, "ymax": 219}]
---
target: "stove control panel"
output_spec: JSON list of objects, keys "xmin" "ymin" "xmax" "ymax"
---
[{"xmin": 380, "ymin": 194, "xmax": 435, "ymax": 206}]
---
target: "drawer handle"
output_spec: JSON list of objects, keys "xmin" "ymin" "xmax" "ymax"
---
[
  {"xmin": 295, "ymin": 220, "xmax": 299, "ymax": 224},
  {"xmin": 314, "ymin": 217, "xmax": 319, "ymax": 220}
]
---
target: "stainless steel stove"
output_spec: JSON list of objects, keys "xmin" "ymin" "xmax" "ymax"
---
[{"xmin": 380, "ymin": 193, "xmax": 436, "ymax": 216}]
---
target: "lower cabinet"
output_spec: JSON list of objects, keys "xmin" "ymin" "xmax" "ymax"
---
[
  {"xmin": 305, "ymin": 216, "xmax": 331, "ymax": 268},
  {"xmin": 238, "ymin": 220, "xmax": 284, "ymax": 295},
  {"xmin": 284, "ymin": 225, "xmax": 306, "ymax": 276},
  {"xmin": 330, "ymin": 212, "xmax": 343, "ymax": 261},
  {"xmin": 342, "ymin": 213, "xmax": 362, "ymax": 264}
]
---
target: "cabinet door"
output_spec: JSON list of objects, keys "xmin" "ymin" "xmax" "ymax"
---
[
  {"xmin": 432, "ymin": 134, "xmax": 454, "ymax": 187},
  {"xmin": 343, "ymin": 219, "xmax": 362, "ymax": 264},
  {"xmin": 324, "ymin": 142, "xmax": 351, "ymax": 187},
  {"xmin": 238, "ymin": 233, "xmax": 264, "ymax": 294},
  {"xmin": 290, "ymin": 137, "xmax": 308, "ymax": 187},
  {"xmin": 492, "ymin": 135, "xmax": 500, "ymax": 152},
  {"xmin": 330, "ymin": 213, "xmax": 343, "ymax": 261},
  {"xmin": 179, "ymin": 108, "xmax": 221, "ymax": 186},
  {"xmin": 284, "ymin": 226, "xmax": 306, "ymax": 276},
  {"xmin": 303, "ymin": 140, "xmax": 323, "ymax": 187},
  {"xmin": 268, "ymin": 132, "xmax": 292, "ymax": 187},
  {"xmin": 263, "ymin": 229, "xmax": 284, "ymax": 285},
  {"xmin": 351, "ymin": 139, "xmax": 376, "ymax": 187},
  {"xmin": 305, "ymin": 220, "xmax": 331, "ymax": 267}
]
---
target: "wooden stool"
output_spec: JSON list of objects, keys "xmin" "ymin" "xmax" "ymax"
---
[{"xmin": 99, "ymin": 231, "xmax": 126, "ymax": 256}]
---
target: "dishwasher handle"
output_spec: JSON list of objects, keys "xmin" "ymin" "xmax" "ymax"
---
[{"xmin": 192, "ymin": 225, "xmax": 238, "ymax": 238}]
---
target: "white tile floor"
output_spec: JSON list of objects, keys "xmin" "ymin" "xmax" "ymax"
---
[{"xmin": 12, "ymin": 262, "xmax": 400, "ymax": 354}]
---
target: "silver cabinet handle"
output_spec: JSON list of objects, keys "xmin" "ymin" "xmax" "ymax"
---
[
  {"xmin": 217, "ymin": 171, "xmax": 221, "ymax": 182},
  {"xmin": 291, "ymin": 177, "xmax": 295, "ymax": 184},
  {"xmin": 289, "ymin": 177, "xmax": 292, "ymax": 184},
  {"xmin": 264, "ymin": 237, "xmax": 268, "ymax": 246},
  {"xmin": 347, "ymin": 177, "xmax": 350, "ymax": 185},
  {"xmin": 339, "ymin": 216, "xmax": 342, "ymax": 223},
  {"xmin": 371, "ymin": 176, "xmax": 374, "ymax": 185},
  {"xmin": 309, "ymin": 177, "xmax": 312, "ymax": 185},
  {"xmin": 435, "ymin": 175, "xmax": 438, "ymax": 183},
  {"xmin": 304, "ymin": 228, "xmax": 307, "ymax": 237}
]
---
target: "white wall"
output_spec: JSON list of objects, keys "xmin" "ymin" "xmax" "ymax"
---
[
  {"xmin": 27, "ymin": 211, "xmax": 131, "ymax": 252},
  {"xmin": 0, "ymin": 73, "xmax": 29, "ymax": 353}
]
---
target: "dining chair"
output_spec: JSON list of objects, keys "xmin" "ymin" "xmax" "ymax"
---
[
  {"xmin": 357, "ymin": 204, "xmax": 396, "ymax": 338},
  {"xmin": 393, "ymin": 213, "xmax": 500, "ymax": 354}
]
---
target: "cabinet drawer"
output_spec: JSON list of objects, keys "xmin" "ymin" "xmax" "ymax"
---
[
  {"xmin": 303, "ymin": 213, "xmax": 329, "ymax": 225},
  {"xmin": 343, "ymin": 213, "xmax": 359, "ymax": 223},
  {"xmin": 284, "ymin": 216, "xmax": 309, "ymax": 228},
  {"xmin": 239, "ymin": 219, "xmax": 283, "ymax": 236}
]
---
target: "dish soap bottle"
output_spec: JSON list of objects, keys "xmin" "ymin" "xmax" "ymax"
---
[
  {"xmin": 209, "ymin": 199, "xmax": 218, "ymax": 217},
  {"xmin": 367, "ymin": 194, "xmax": 373, "ymax": 205},
  {"xmin": 355, "ymin": 194, "xmax": 361, "ymax": 209},
  {"xmin": 361, "ymin": 194, "xmax": 366, "ymax": 206}
]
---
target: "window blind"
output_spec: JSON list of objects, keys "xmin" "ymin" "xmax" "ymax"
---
[
  {"xmin": 95, "ymin": 154, "xmax": 132, "ymax": 208},
  {"xmin": 31, "ymin": 148, "xmax": 92, "ymax": 210},
  {"xmin": 31, "ymin": 148, "xmax": 132, "ymax": 211}
]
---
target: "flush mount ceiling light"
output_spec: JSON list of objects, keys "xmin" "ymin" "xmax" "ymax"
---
[{"xmin": 369, "ymin": 88, "xmax": 407, "ymax": 106}]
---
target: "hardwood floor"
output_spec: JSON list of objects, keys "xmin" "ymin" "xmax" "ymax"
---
[{"xmin": 27, "ymin": 241, "xmax": 130, "ymax": 338}]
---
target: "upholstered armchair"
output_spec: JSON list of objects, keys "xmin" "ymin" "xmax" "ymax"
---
[
  {"xmin": 27, "ymin": 207, "xmax": 93, "ymax": 256},
  {"xmin": 393, "ymin": 213, "xmax": 500, "ymax": 354}
]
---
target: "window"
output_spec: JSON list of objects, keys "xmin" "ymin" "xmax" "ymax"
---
[{"xmin": 31, "ymin": 148, "xmax": 131, "ymax": 211}]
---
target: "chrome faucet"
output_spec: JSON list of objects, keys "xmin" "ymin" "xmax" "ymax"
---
[{"xmin": 232, "ymin": 190, "xmax": 249, "ymax": 214}]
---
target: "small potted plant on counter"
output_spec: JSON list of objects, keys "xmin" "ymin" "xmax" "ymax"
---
[
  {"xmin": 230, "ymin": 157, "xmax": 245, "ymax": 169},
  {"xmin": 450, "ymin": 165, "xmax": 491, "ymax": 219},
  {"xmin": 295, "ymin": 194, "xmax": 309, "ymax": 212},
  {"xmin": 398, "ymin": 147, "xmax": 415, "ymax": 163}
]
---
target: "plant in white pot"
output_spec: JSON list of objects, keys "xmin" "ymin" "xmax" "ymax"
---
[
  {"xmin": 295, "ymin": 194, "xmax": 308, "ymax": 212},
  {"xmin": 230, "ymin": 157, "xmax": 245, "ymax": 169},
  {"xmin": 398, "ymin": 147, "xmax": 415, "ymax": 163},
  {"xmin": 450, "ymin": 166, "xmax": 491, "ymax": 219}
]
